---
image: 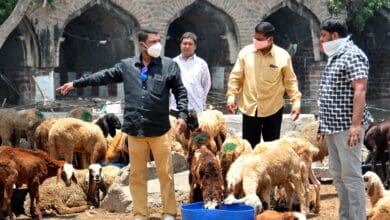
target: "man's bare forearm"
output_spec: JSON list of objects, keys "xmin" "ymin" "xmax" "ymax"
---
[{"xmin": 351, "ymin": 79, "xmax": 367, "ymax": 126}]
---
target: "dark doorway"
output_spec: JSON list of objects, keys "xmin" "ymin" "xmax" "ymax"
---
[
  {"xmin": 55, "ymin": 3, "xmax": 138, "ymax": 98},
  {"xmin": 264, "ymin": 7, "xmax": 316, "ymax": 97},
  {"xmin": 0, "ymin": 18, "xmax": 38, "ymax": 106},
  {"xmin": 165, "ymin": 0, "xmax": 239, "ymax": 90}
]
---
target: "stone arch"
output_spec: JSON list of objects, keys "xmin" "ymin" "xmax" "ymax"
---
[
  {"xmin": 55, "ymin": 0, "xmax": 139, "ymax": 98},
  {"xmin": 0, "ymin": 17, "xmax": 39, "ymax": 105},
  {"xmin": 165, "ymin": 0, "xmax": 240, "ymax": 90},
  {"xmin": 263, "ymin": 0, "xmax": 321, "ymax": 61},
  {"xmin": 263, "ymin": 0, "xmax": 321, "ymax": 105}
]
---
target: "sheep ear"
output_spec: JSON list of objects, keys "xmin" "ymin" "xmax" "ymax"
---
[
  {"xmin": 367, "ymin": 182, "xmax": 375, "ymax": 197},
  {"xmin": 57, "ymin": 167, "xmax": 63, "ymax": 184},
  {"xmin": 96, "ymin": 118, "xmax": 109, "ymax": 137},
  {"xmin": 108, "ymin": 118, "xmax": 117, "ymax": 137},
  {"xmin": 71, "ymin": 174, "xmax": 78, "ymax": 184}
]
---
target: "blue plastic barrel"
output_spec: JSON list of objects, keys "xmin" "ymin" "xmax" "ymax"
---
[{"xmin": 181, "ymin": 202, "xmax": 255, "ymax": 220}]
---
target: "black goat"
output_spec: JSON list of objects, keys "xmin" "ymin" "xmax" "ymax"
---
[{"xmin": 364, "ymin": 119, "xmax": 390, "ymax": 187}]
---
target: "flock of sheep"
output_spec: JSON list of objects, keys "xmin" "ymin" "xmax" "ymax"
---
[
  {"xmin": 180, "ymin": 111, "xmax": 390, "ymax": 220},
  {"xmin": 0, "ymin": 107, "xmax": 389, "ymax": 220},
  {"xmin": 0, "ymin": 107, "xmax": 122, "ymax": 220}
]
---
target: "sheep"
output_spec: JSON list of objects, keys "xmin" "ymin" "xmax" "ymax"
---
[
  {"xmin": 0, "ymin": 146, "xmax": 77, "ymax": 220},
  {"xmin": 224, "ymin": 144, "xmax": 307, "ymax": 215},
  {"xmin": 0, "ymin": 108, "xmax": 45, "ymax": 148},
  {"xmin": 104, "ymin": 131, "xmax": 129, "ymax": 164},
  {"xmin": 283, "ymin": 121, "xmax": 327, "ymax": 213},
  {"xmin": 188, "ymin": 131, "xmax": 224, "ymax": 209},
  {"xmin": 47, "ymin": 118, "xmax": 108, "ymax": 169},
  {"xmin": 197, "ymin": 109, "xmax": 227, "ymax": 152},
  {"xmin": 363, "ymin": 171, "xmax": 390, "ymax": 220},
  {"xmin": 253, "ymin": 137, "xmax": 318, "ymax": 213},
  {"xmin": 167, "ymin": 116, "xmax": 187, "ymax": 155},
  {"xmin": 0, "ymin": 108, "xmax": 17, "ymax": 146},
  {"xmin": 66, "ymin": 107, "xmax": 93, "ymax": 122},
  {"xmin": 364, "ymin": 119, "xmax": 390, "ymax": 187},
  {"xmin": 170, "ymin": 109, "xmax": 226, "ymax": 156},
  {"xmin": 220, "ymin": 135, "xmax": 252, "ymax": 196},
  {"xmin": 23, "ymin": 175, "xmax": 89, "ymax": 216},
  {"xmin": 168, "ymin": 110, "xmax": 199, "ymax": 155},
  {"xmin": 274, "ymin": 183, "xmax": 318, "ymax": 213},
  {"xmin": 23, "ymin": 164, "xmax": 120, "ymax": 216},
  {"xmin": 86, "ymin": 164, "xmax": 108, "ymax": 208},
  {"xmin": 34, "ymin": 118, "xmax": 59, "ymax": 152}
]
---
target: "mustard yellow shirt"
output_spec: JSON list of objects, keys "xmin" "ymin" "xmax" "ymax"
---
[{"xmin": 227, "ymin": 44, "xmax": 301, "ymax": 117}]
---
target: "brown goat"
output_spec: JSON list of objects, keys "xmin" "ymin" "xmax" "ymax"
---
[
  {"xmin": 0, "ymin": 147, "xmax": 77, "ymax": 220},
  {"xmin": 364, "ymin": 119, "xmax": 390, "ymax": 187},
  {"xmin": 188, "ymin": 130, "xmax": 224, "ymax": 209}
]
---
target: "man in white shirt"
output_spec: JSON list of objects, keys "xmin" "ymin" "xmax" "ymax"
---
[{"xmin": 170, "ymin": 32, "xmax": 211, "ymax": 115}]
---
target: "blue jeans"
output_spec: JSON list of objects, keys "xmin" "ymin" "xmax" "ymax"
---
[{"xmin": 326, "ymin": 130, "xmax": 366, "ymax": 220}]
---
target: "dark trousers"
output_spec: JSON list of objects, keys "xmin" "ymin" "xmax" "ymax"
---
[{"xmin": 242, "ymin": 107, "xmax": 284, "ymax": 148}]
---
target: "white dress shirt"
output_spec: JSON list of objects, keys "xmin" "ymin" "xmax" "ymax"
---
[{"xmin": 170, "ymin": 54, "xmax": 211, "ymax": 113}]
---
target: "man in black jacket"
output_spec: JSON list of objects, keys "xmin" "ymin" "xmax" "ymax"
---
[{"xmin": 57, "ymin": 28, "xmax": 188, "ymax": 220}]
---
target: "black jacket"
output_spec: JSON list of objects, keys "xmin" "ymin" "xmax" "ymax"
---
[{"xmin": 73, "ymin": 55, "xmax": 188, "ymax": 137}]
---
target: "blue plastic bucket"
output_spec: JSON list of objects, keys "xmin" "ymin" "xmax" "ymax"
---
[{"xmin": 181, "ymin": 202, "xmax": 255, "ymax": 220}]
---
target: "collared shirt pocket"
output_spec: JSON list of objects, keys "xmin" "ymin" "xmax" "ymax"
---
[
  {"xmin": 151, "ymin": 74, "xmax": 165, "ymax": 95},
  {"xmin": 263, "ymin": 64, "xmax": 280, "ymax": 82}
]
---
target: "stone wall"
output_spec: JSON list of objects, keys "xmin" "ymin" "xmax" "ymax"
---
[{"xmin": 3, "ymin": 0, "xmax": 389, "ymax": 106}]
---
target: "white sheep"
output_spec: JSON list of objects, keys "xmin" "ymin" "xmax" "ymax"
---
[
  {"xmin": 86, "ymin": 164, "xmax": 107, "ymax": 208},
  {"xmin": 283, "ymin": 121, "xmax": 326, "ymax": 213},
  {"xmin": 253, "ymin": 137, "xmax": 319, "ymax": 214},
  {"xmin": 220, "ymin": 135, "xmax": 252, "ymax": 195},
  {"xmin": 363, "ymin": 171, "xmax": 390, "ymax": 220},
  {"xmin": 224, "ymin": 144, "xmax": 308, "ymax": 215}
]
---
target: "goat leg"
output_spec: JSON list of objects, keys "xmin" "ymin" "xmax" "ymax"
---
[
  {"xmin": 371, "ymin": 146, "xmax": 378, "ymax": 174},
  {"xmin": 309, "ymin": 166, "xmax": 321, "ymax": 213},
  {"xmin": 34, "ymin": 186, "xmax": 42, "ymax": 220},
  {"xmin": 4, "ymin": 183, "xmax": 14, "ymax": 220},
  {"xmin": 386, "ymin": 145, "xmax": 390, "ymax": 188},
  {"xmin": 294, "ymin": 175, "xmax": 308, "ymax": 216},
  {"xmin": 28, "ymin": 182, "xmax": 42, "ymax": 220}
]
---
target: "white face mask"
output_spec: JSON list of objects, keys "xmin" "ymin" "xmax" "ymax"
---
[
  {"xmin": 144, "ymin": 42, "xmax": 162, "ymax": 58},
  {"xmin": 322, "ymin": 36, "xmax": 349, "ymax": 57}
]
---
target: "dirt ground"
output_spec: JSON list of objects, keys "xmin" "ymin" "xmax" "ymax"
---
[{"xmin": 37, "ymin": 183, "xmax": 372, "ymax": 220}]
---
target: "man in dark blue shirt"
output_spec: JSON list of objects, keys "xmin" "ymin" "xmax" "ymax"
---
[{"xmin": 57, "ymin": 28, "xmax": 188, "ymax": 220}]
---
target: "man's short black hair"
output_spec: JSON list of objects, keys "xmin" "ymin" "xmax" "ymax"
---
[
  {"xmin": 137, "ymin": 27, "xmax": 159, "ymax": 42},
  {"xmin": 320, "ymin": 17, "xmax": 348, "ymax": 38},
  {"xmin": 180, "ymin": 32, "xmax": 198, "ymax": 45},
  {"xmin": 255, "ymin": 21, "xmax": 275, "ymax": 38}
]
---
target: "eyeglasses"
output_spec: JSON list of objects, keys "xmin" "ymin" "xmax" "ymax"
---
[{"xmin": 140, "ymin": 66, "xmax": 148, "ymax": 82}]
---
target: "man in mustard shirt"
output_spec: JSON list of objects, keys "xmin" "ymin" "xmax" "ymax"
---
[{"xmin": 226, "ymin": 21, "xmax": 302, "ymax": 147}]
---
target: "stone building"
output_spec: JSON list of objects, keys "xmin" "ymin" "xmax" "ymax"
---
[{"xmin": 0, "ymin": 0, "xmax": 388, "ymax": 113}]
